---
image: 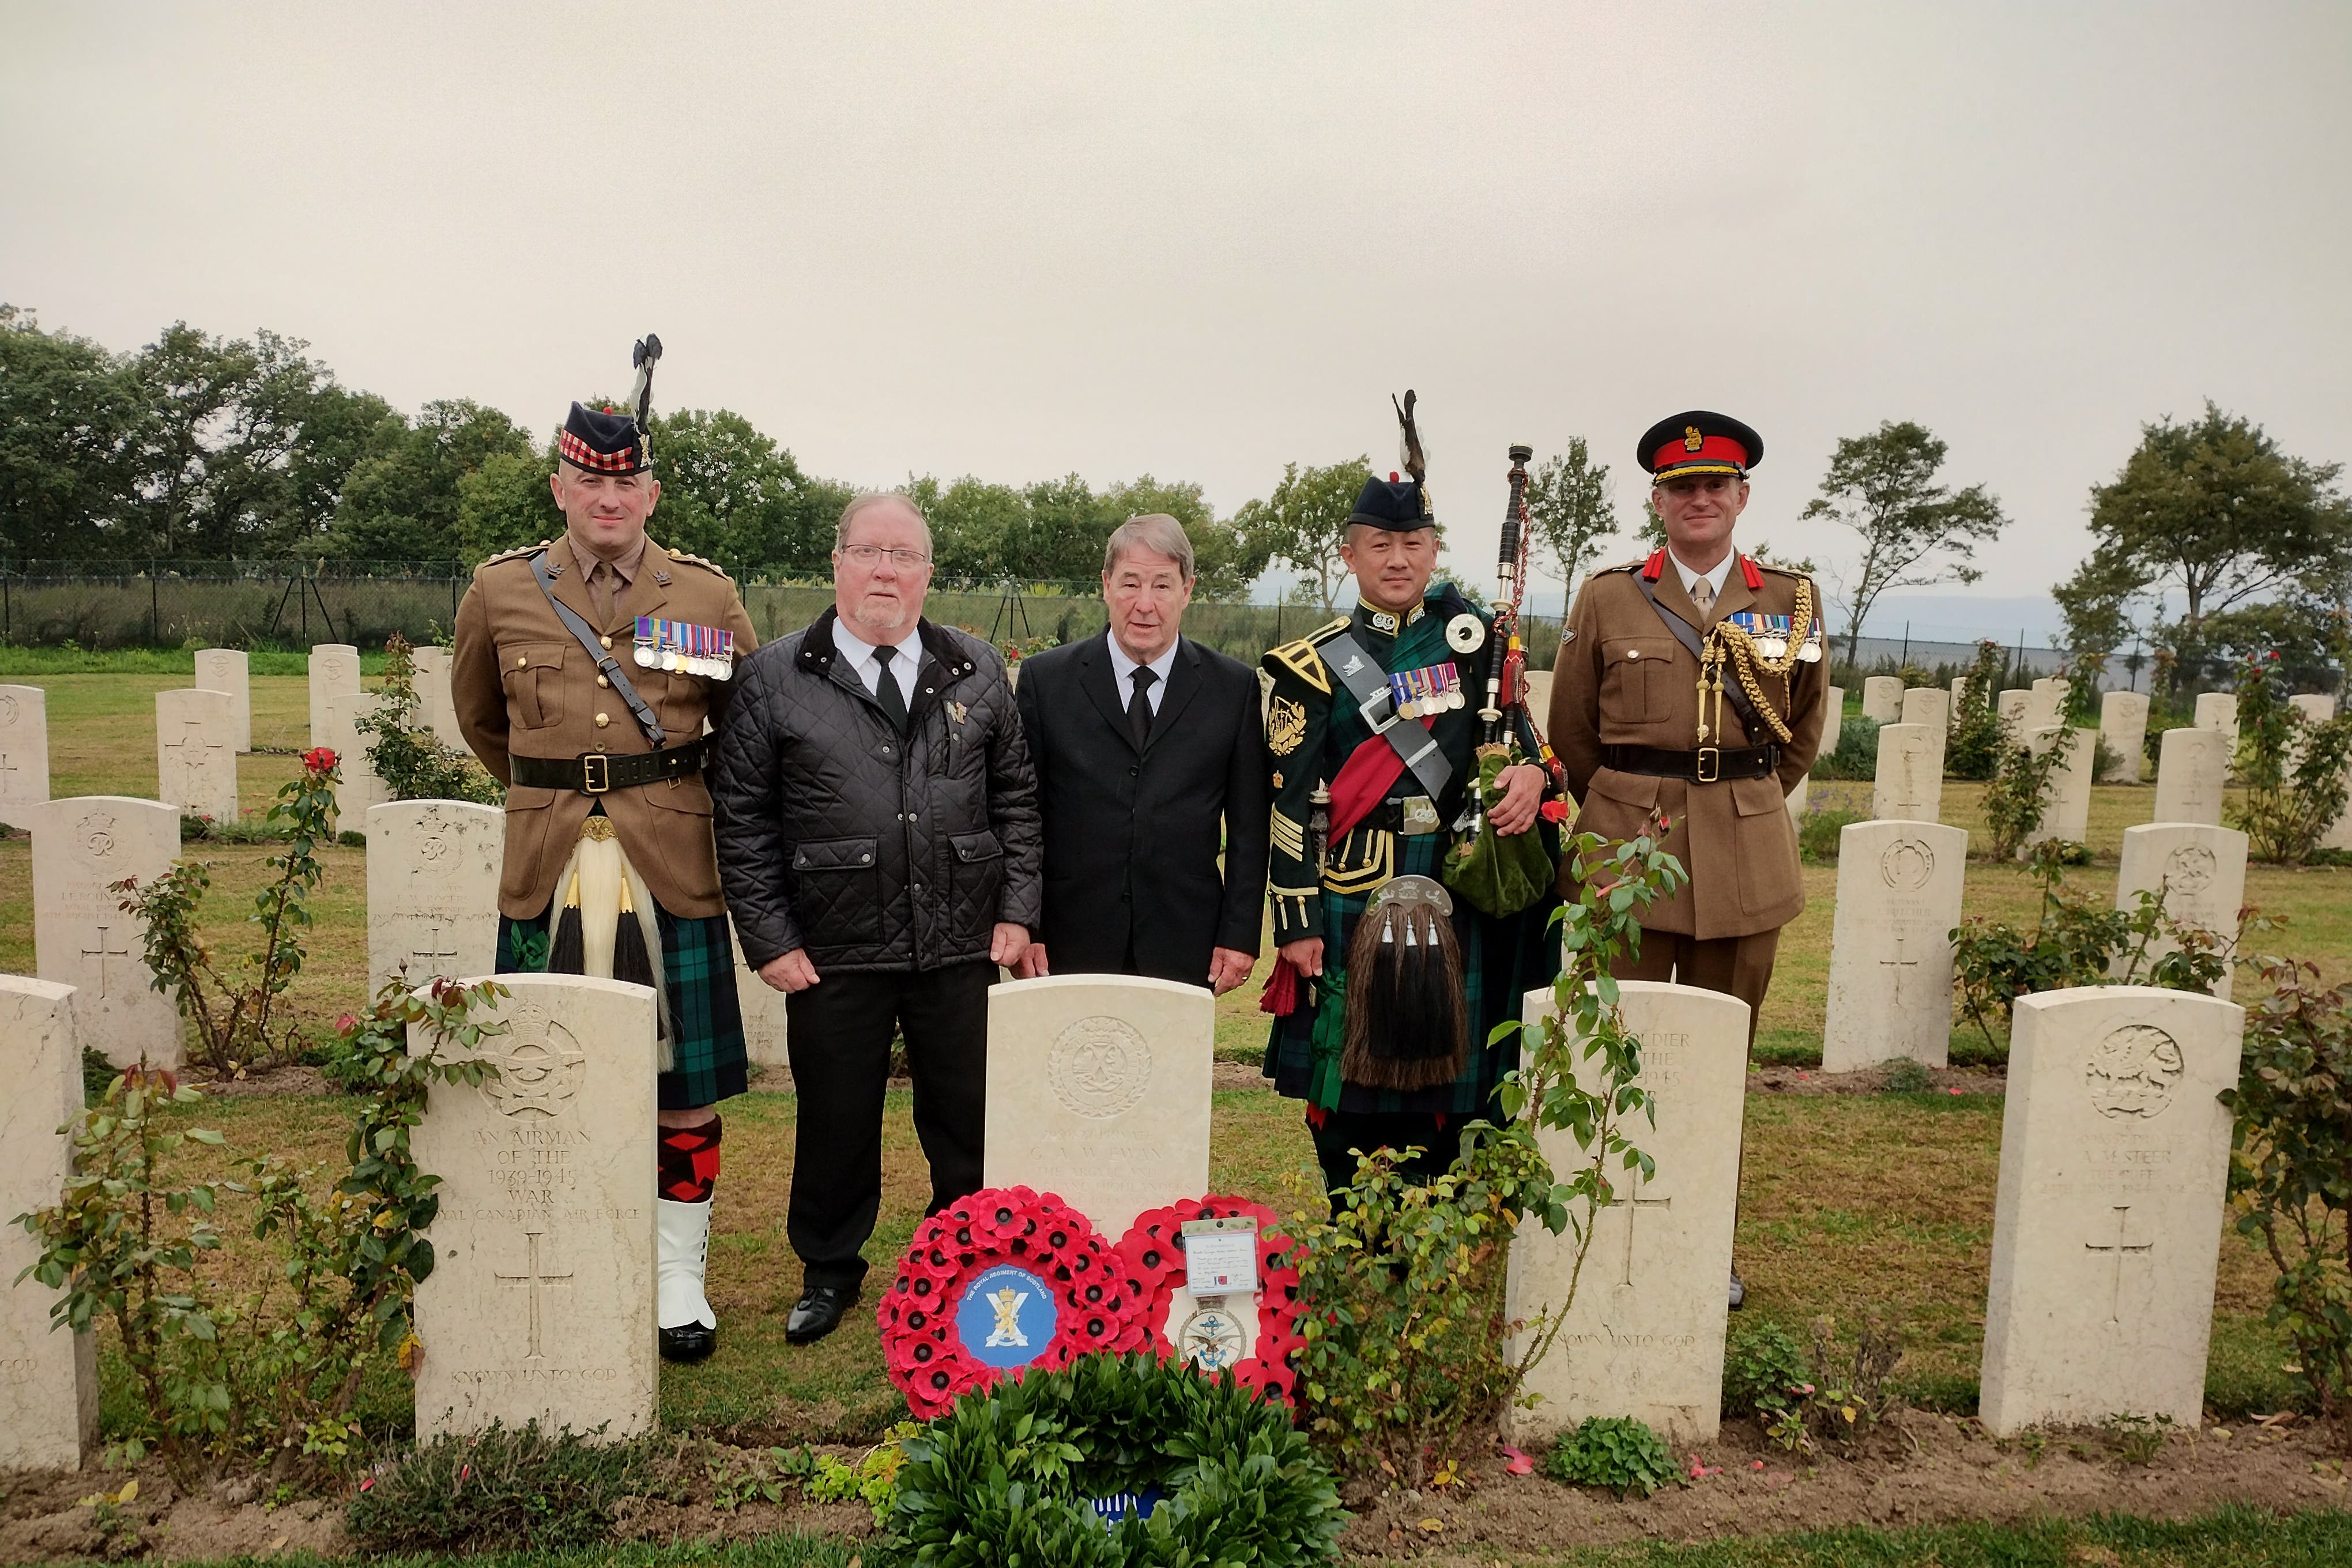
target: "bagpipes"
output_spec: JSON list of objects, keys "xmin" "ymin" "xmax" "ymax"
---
[{"xmin": 1479, "ymin": 443, "xmax": 1569, "ymax": 801}]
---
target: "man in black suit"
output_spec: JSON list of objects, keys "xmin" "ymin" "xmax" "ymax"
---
[{"xmin": 1012, "ymin": 514, "xmax": 1270, "ymax": 993}]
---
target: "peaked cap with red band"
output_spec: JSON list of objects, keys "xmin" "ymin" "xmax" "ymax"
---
[
  {"xmin": 557, "ymin": 401, "xmax": 650, "ymax": 476},
  {"xmin": 1638, "ymin": 410, "xmax": 1763, "ymax": 481}
]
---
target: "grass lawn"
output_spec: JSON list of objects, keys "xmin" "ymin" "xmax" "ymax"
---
[{"xmin": 3, "ymin": 667, "xmax": 2346, "ymax": 1479}]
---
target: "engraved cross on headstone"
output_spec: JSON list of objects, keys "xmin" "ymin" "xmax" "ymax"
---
[
  {"xmin": 2084, "ymin": 1204, "xmax": 2155, "ymax": 1325},
  {"xmin": 1879, "ymin": 934, "xmax": 1920, "ymax": 1009},
  {"xmin": 163, "ymin": 714, "xmax": 221, "ymax": 791},
  {"xmin": 1892, "ymin": 741, "xmax": 1927, "ymax": 814},
  {"xmin": 408, "ymin": 919, "xmax": 462, "ymax": 975},
  {"xmin": 81, "ymin": 926, "xmax": 133, "ymax": 998},
  {"xmin": 0, "ymin": 750, "xmax": 17, "ymax": 787},
  {"xmin": 496, "ymin": 1230, "xmax": 575, "ymax": 1363},
  {"xmin": 1604, "ymin": 1177, "xmax": 1673, "ymax": 1287}
]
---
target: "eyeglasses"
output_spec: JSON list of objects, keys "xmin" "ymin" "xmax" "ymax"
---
[{"xmin": 840, "ymin": 545, "xmax": 932, "ymax": 569}]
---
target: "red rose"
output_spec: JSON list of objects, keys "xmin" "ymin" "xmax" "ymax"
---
[
  {"xmin": 303, "ymin": 747, "xmax": 339, "ymax": 775},
  {"xmin": 1539, "ymin": 799, "xmax": 1571, "ymax": 824}
]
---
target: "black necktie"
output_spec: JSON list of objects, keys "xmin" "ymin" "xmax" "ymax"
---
[
  {"xmin": 873, "ymin": 644, "xmax": 911, "ymax": 733},
  {"xmin": 1128, "ymin": 666, "xmax": 1158, "ymax": 750}
]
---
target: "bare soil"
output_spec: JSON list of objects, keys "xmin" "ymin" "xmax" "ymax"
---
[
  {"xmin": 7, "ymin": 1416, "xmax": 2343, "ymax": 1564},
  {"xmin": 1751, "ymin": 1061, "xmax": 2006, "ymax": 1096},
  {"xmin": 1344, "ymin": 1410, "xmax": 2349, "ymax": 1561}
]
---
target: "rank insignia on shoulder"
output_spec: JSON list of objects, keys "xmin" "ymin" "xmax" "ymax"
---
[{"xmin": 1268, "ymin": 695, "xmax": 1307, "ymax": 756}]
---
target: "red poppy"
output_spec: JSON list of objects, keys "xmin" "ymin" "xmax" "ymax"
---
[{"xmin": 1113, "ymin": 1195, "xmax": 1306, "ymax": 1406}]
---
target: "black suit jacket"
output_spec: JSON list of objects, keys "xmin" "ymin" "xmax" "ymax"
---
[{"xmin": 1013, "ymin": 630, "xmax": 1271, "ymax": 986}]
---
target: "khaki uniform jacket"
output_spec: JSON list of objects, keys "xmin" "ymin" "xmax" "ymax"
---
[
  {"xmin": 1546, "ymin": 555, "xmax": 1827, "ymax": 939},
  {"xmin": 452, "ymin": 533, "xmax": 759, "ymax": 921}
]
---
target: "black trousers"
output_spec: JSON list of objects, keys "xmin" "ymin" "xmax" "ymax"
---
[
  {"xmin": 1308, "ymin": 1109, "xmax": 1465, "ymax": 1194},
  {"xmin": 783, "ymin": 962, "xmax": 992, "ymax": 1292}
]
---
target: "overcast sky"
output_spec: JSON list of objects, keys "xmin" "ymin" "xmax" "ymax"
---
[{"xmin": 5, "ymin": 3, "xmax": 2347, "ymax": 634}]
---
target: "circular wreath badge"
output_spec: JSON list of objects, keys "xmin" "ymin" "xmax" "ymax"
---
[
  {"xmin": 1117, "ymin": 1194, "xmax": 1305, "ymax": 1405},
  {"xmin": 877, "ymin": 1185, "xmax": 1151, "ymax": 1419}
]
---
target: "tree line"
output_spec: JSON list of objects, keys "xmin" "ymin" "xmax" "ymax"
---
[{"xmin": 3, "ymin": 308, "xmax": 2345, "ymax": 689}]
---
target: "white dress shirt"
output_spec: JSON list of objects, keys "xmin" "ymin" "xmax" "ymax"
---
[
  {"xmin": 1669, "ymin": 549, "xmax": 1736, "ymax": 606},
  {"xmin": 832, "ymin": 620, "xmax": 924, "ymax": 706},
  {"xmin": 1104, "ymin": 629, "xmax": 1180, "ymax": 716}
]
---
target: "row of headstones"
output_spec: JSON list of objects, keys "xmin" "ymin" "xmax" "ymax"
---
[
  {"xmin": 20, "ymin": 791, "xmax": 789, "ymax": 1077},
  {"xmin": 0, "ymin": 644, "xmax": 463, "ymax": 834},
  {"xmin": 4, "ymin": 955, "xmax": 2245, "ymax": 1458},
  {"xmin": 0, "ymin": 967, "xmax": 1190, "ymax": 1452},
  {"xmin": 1818, "ymin": 818, "xmax": 2249, "ymax": 1072},
  {"xmin": 1508, "ymin": 978, "xmax": 2244, "ymax": 1443}
]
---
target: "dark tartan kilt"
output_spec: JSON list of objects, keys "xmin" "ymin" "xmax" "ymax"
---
[
  {"xmin": 1265, "ymin": 826, "xmax": 1563, "ymax": 1118},
  {"xmin": 497, "ymin": 902, "xmax": 748, "ymax": 1111}
]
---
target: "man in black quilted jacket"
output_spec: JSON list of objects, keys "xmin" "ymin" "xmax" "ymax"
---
[{"xmin": 712, "ymin": 492, "xmax": 1042, "ymax": 1346}]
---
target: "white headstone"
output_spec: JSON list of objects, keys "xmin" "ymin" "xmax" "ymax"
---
[
  {"xmin": 308, "ymin": 644, "xmax": 362, "ymax": 751},
  {"xmin": 156, "ymin": 688, "xmax": 238, "ymax": 822},
  {"xmin": 2025, "ymin": 677, "xmax": 2069, "ymax": 732},
  {"xmin": 730, "ymin": 928, "xmax": 790, "ymax": 1071},
  {"xmin": 1860, "ymin": 676, "xmax": 1904, "ymax": 724},
  {"xmin": 322, "ymin": 690, "xmax": 387, "ymax": 829},
  {"xmin": 1901, "ymin": 685, "xmax": 1950, "ymax": 740},
  {"xmin": 194, "ymin": 648, "xmax": 251, "ymax": 752},
  {"xmin": 982, "ymin": 975, "xmax": 1212, "ymax": 1239},
  {"xmin": 1822, "ymin": 821, "xmax": 1968, "ymax": 1071},
  {"xmin": 411, "ymin": 646, "xmax": 468, "ymax": 751},
  {"xmin": 410, "ymin": 973, "xmax": 658, "ymax": 1440},
  {"xmin": 1506, "ymin": 981, "xmax": 1750, "ymax": 1444},
  {"xmin": 0, "ymin": 975, "xmax": 97, "ymax": 1469},
  {"xmin": 2285, "ymin": 693, "xmax": 2337, "ymax": 775},
  {"xmin": 1996, "ymin": 688, "xmax": 2030, "ymax": 742},
  {"xmin": 32, "ymin": 797, "xmax": 183, "ymax": 1069},
  {"xmin": 2022, "ymin": 725, "xmax": 2095, "ymax": 852},
  {"xmin": 2114, "ymin": 824, "xmax": 2248, "ymax": 1002},
  {"xmin": 1784, "ymin": 772, "xmax": 1810, "ymax": 824},
  {"xmin": 2323, "ymin": 760, "xmax": 2352, "ymax": 854},
  {"xmin": 1822, "ymin": 687, "xmax": 1845, "ymax": 756},
  {"xmin": 2153, "ymin": 726, "xmax": 2226, "ymax": 827},
  {"xmin": 0, "ymin": 685, "xmax": 50, "ymax": 822},
  {"xmin": 1871, "ymin": 722, "xmax": 1944, "ymax": 823},
  {"xmin": 2100, "ymin": 691, "xmax": 2150, "ymax": 785},
  {"xmin": 2192, "ymin": 692, "xmax": 2238, "ymax": 757},
  {"xmin": 366, "ymin": 801, "xmax": 504, "ymax": 999},
  {"xmin": 1950, "ymin": 675, "xmax": 1970, "ymax": 714},
  {"xmin": 1979, "ymin": 986, "xmax": 2244, "ymax": 1435},
  {"xmin": 1522, "ymin": 669, "xmax": 1554, "ymax": 728}
]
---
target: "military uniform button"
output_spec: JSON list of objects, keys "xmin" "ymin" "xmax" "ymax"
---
[
  {"xmin": 594, "ymin": 713, "xmax": 610, "ymax": 728},
  {"xmin": 600, "ymin": 635, "xmax": 613, "ymax": 650},
  {"xmin": 597, "ymin": 675, "xmax": 610, "ymax": 688},
  {"xmin": 515, "ymin": 654, "xmax": 529, "ymax": 668},
  {"xmin": 1627, "ymin": 648, "xmax": 1641, "ymax": 660}
]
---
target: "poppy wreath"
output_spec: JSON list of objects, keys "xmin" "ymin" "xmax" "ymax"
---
[
  {"xmin": 877, "ymin": 1184, "xmax": 1151, "ymax": 1420},
  {"xmin": 1116, "ymin": 1194, "xmax": 1306, "ymax": 1405}
]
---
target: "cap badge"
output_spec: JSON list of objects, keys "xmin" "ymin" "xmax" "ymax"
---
[{"xmin": 1683, "ymin": 425, "xmax": 1703, "ymax": 452}]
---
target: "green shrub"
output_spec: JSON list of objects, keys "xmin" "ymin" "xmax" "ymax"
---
[
  {"xmin": 1722, "ymin": 1321, "xmax": 1808, "ymax": 1419},
  {"xmin": 1880, "ymin": 1057, "xmax": 1935, "ymax": 1094},
  {"xmin": 892, "ymin": 1351, "xmax": 1345, "ymax": 1567},
  {"xmin": 1542, "ymin": 1415, "xmax": 1676, "ymax": 1498},
  {"xmin": 1981, "ymin": 726, "xmax": 2074, "ymax": 860},
  {"xmin": 2221, "ymin": 959, "xmax": 2352, "ymax": 1451},
  {"xmin": 1797, "ymin": 804, "xmax": 1863, "ymax": 865},
  {"xmin": 345, "ymin": 1423, "xmax": 667, "ymax": 1554},
  {"xmin": 1946, "ymin": 642, "xmax": 2007, "ymax": 781},
  {"xmin": 1810, "ymin": 715, "xmax": 1879, "ymax": 781},
  {"xmin": 2227, "ymin": 653, "xmax": 2352, "ymax": 865},
  {"xmin": 359, "ymin": 634, "xmax": 503, "ymax": 805}
]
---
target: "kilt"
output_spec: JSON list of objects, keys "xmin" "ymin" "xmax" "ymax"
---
[
  {"xmin": 1264, "ymin": 827, "xmax": 1561, "ymax": 1118},
  {"xmin": 497, "ymin": 901, "xmax": 748, "ymax": 1111}
]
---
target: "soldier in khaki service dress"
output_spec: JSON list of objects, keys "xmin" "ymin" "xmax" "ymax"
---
[
  {"xmin": 451, "ymin": 393, "xmax": 759, "ymax": 1365},
  {"xmin": 1546, "ymin": 410, "xmax": 1827, "ymax": 1307}
]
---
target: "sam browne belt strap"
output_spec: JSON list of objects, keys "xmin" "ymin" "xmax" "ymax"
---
[
  {"xmin": 511, "ymin": 739, "xmax": 706, "ymax": 795},
  {"xmin": 1601, "ymin": 742, "xmax": 1779, "ymax": 783}
]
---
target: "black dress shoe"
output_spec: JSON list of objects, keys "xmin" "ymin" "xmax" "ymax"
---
[
  {"xmin": 786, "ymin": 1286, "xmax": 860, "ymax": 1345},
  {"xmin": 660, "ymin": 1322, "xmax": 717, "ymax": 1364}
]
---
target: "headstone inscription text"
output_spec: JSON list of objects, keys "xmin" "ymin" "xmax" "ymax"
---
[{"xmin": 32, "ymin": 795, "xmax": 183, "ymax": 1068}]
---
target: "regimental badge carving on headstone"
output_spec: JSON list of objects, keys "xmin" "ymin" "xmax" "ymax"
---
[
  {"xmin": 78, "ymin": 813, "xmax": 115, "ymax": 860},
  {"xmin": 2162, "ymin": 845, "xmax": 2218, "ymax": 896},
  {"xmin": 1878, "ymin": 836, "xmax": 1934, "ymax": 892},
  {"xmin": 1049, "ymin": 1016, "xmax": 1152, "ymax": 1120},
  {"xmin": 2083, "ymin": 1024, "xmax": 2185, "ymax": 1120},
  {"xmin": 479, "ymin": 1006, "xmax": 587, "ymax": 1119},
  {"xmin": 0, "ymin": 693, "xmax": 15, "ymax": 726}
]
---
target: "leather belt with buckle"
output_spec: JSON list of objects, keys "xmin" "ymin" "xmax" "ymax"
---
[
  {"xmin": 511, "ymin": 739, "xmax": 704, "ymax": 795},
  {"xmin": 1601, "ymin": 742, "xmax": 1779, "ymax": 783},
  {"xmin": 1366, "ymin": 794, "xmax": 1446, "ymax": 835}
]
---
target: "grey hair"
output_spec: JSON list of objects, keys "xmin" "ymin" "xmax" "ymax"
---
[
  {"xmin": 1102, "ymin": 513, "xmax": 1196, "ymax": 581},
  {"xmin": 835, "ymin": 491, "xmax": 934, "ymax": 555}
]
